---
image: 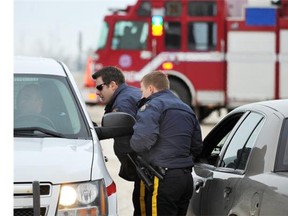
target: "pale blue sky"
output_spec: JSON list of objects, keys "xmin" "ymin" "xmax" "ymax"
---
[{"xmin": 14, "ymin": 0, "xmax": 136, "ymax": 67}]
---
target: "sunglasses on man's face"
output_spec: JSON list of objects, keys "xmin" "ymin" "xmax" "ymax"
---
[{"xmin": 96, "ymin": 83, "xmax": 106, "ymax": 91}]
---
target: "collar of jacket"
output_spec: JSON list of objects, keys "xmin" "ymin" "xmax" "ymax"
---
[{"xmin": 147, "ymin": 89, "xmax": 170, "ymax": 100}]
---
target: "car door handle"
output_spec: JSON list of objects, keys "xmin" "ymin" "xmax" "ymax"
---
[
  {"xmin": 224, "ymin": 187, "xmax": 232, "ymax": 198},
  {"xmin": 195, "ymin": 179, "xmax": 204, "ymax": 193}
]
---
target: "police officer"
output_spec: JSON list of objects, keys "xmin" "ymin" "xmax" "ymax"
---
[
  {"xmin": 130, "ymin": 71, "xmax": 203, "ymax": 216},
  {"xmin": 92, "ymin": 66, "xmax": 142, "ymax": 214}
]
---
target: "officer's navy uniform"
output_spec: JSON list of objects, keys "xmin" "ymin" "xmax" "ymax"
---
[
  {"xmin": 104, "ymin": 83, "xmax": 141, "ymax": 180},
  {"xmin": 104, "ymin": 83, "xmax": 142, "ymax": 216},
  {"xmin": 130, "ymin": 89, "xmax": 203, "ymax": 216},
  {"xmin": 105, "ymin": 83, "xmax": 140, "ymax": 117}
]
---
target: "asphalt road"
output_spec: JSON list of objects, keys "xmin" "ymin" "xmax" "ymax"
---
[{"xmin": 73, "ymin": 72, "xmax": 226, "ymax": 216}]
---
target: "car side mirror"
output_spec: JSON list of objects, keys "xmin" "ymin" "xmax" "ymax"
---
[{"xmin": 95, "ymin": 112, "xmax": 136, "ymax": 140}]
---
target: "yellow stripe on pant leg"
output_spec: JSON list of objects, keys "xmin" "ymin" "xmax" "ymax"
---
[
  {"xmin": 140, "ymin": 180, "xmax": 146, "ymax": 216},
  {"xmin": 152, "ymin": 177, "xmax": 159, "ymax": 216}
]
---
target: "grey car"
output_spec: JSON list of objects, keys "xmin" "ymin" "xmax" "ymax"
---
[{"xmin": 187, "ymin": 99, "xmax": 288, "ymax": 216}]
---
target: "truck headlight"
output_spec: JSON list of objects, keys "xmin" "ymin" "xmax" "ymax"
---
[{"xmin": 57, "ymin": 179, "xmax": 108, "ymax": 216}]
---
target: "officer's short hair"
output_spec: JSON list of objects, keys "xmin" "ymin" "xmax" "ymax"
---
[
  {"xmin": 141, "ymin": 70, "xmax": 169, "ymax": 91},
  {"xmin": 92, "ymin": 66, "xmax": 125, "ymax": 85}
]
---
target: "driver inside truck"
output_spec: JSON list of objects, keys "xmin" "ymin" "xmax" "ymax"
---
[
  {"xmin": 118, "ymin": 26, "xmax": 137, "ymax": 49},
  {"xmin": 14, "ymin": 83, "xmax": 54, "ymax": 129},
  {"xmin": 15, "ymin": 83, "xmax": 59, "ymax": 130},
  {"xmin": 16, "ymin": 84, "xmax": 44, "ymax": 115}
]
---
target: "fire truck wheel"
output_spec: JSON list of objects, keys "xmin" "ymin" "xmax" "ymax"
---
[
  {"xmin": 169, "ymin": 78, "xmax": 211, "ymax": 122},
  {"xmin": 196, "ymin": 106, "xmax": 213, "ymax": 122},
  {"xmin": 169, "ymin": 78, "xmax": 191, "ymax": 107}
]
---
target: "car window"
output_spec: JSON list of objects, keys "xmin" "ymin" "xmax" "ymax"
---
[
  {"xmin": 201, "ymin": 112, "xmax": 246, "ymax": 165},
  {"xmin": 112, "ymin": 21, "xmax": 148, "ymax": 50},
  {"xmin": 220, "ymin": 112, "xmax": 264, "ymax": 170},
  {"xmin": 275, "ymin": 118, "xmax": 288, "ymax": 171},
  {"xmin": 14, "ymin": 74, "xmax": 90, "ymax": 139}
]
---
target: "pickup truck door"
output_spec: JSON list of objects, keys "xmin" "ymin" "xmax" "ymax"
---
[{"xmin": 192, "ymin": 111, "xmax": 264, "ymax": 215}]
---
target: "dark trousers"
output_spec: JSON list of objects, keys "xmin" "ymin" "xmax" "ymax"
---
[
  {"xmin": 133, "ymin": 168, "xmax": 193, "ymax": 216},
  {"xmin": 133, "ymin": 178, "xmax": 142, "ymax": 216}
]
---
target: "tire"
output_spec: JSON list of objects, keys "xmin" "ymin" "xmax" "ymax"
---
[
  {"xmin": 196, "ymin": 106, "xmax": 214, "ymax": 122},
  {"xmin": 169, "ymin": 78, "xmax": 213, "ymax": 122},
  {"xmin": 169, "ymin": 78, "xmax": 191, "ymax": 105}
]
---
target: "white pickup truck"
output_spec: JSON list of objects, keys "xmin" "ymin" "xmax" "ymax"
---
[{"xmin": 14, "ymin": 56, "xmax": 133, "ymax": 216}]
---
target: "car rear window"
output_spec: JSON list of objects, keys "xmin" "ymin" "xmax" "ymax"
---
[{"xmin": 275, "ymin": 118, "xmax": 288, "ymax": 171}]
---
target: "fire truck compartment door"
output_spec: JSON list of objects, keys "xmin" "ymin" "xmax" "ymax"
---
[
  {"xmin": 279, "ymin": 29, "xmax": 288, "ymax": 99},
  {"xmin": 226, "ymin": 31, "xmax": 276, "ymax": 106}
]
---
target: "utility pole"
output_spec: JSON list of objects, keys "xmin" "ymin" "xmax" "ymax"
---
[{"xmin": 77, "ymin": 31, "xmax": 83, "ymax": 71}]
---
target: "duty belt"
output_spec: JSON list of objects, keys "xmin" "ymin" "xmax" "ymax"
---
[{"xmin": 155, "ymin": 166, "xmax": 192, "ymax": 176}]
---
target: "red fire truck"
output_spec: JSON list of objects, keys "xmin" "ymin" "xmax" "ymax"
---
[{"xmin": 83, "ymin": 0, "xmax": 288, "ymax": 121}]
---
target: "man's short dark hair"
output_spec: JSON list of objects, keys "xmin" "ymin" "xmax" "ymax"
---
[{"xmin": 92, "ymin": 66, "xmax": 125, "ymax": 85}]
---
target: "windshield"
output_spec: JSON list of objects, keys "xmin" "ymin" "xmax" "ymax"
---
[
  {"xmin": 14, "ymin": 74, "xmax": 90, "ymax": 139},
  {"xmin": 97, "ymin": 22, "xmax": 109, "ymax": 49},
  {"xmin": 111, "ymin": 21, "xmax": 148, "ymax": 50}
]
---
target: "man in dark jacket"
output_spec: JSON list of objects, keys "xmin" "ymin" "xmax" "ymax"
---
[
  {"xmin": 92, "ymin": 66, "xmax": 141, "ymax": 179},
  {"xmin": 92, "ymin": 66, "xmax": 142, "ymax": 213},
  {"xmin": 130, "ymin": 71, "xmax": 203, "ymax": 216}
]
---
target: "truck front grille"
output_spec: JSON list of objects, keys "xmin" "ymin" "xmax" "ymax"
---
[
  {"xmin": 14, "ymin": 183, "xmax": 52, "ymax": 216},
  {"xmin": 14, "ymin": 207, "xmax": 47, "ymax": 216}
]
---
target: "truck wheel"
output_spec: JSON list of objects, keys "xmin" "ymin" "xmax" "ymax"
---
[
  {"xmin": 196, "ymin": 106, "xmax": 213, "ymax": 122},
  {"xmin": 169, "ymin": 78, "xmax": 213, "ymax": 122},
  {"xmin": 169, "ymin": 78, "xmax": 191, "ymax": 107}
]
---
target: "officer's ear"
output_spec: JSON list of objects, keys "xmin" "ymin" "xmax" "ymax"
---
[
  {"xmin": 109, "ymin": 81, "xmax": 118, "ymax": 91},
  {"xmin": 149, "ymin": 84, "xmax": 157, "ymax": 94}
]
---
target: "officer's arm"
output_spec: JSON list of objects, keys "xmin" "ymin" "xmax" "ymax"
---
[
  {"xmin": 130, "ymin": 105, "xmax": 160, "ymax": 153},
  {"xmin": 191, "ymin": 119, "xmax": 203, "ymax": 161}
]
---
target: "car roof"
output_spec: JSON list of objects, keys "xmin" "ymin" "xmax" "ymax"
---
[
  {"xmin": 14, "ymin": 56, "xmax": 67, "ymax": 76},
  {"xmin": 236, "ymin": 99, "xmax": 288, "ymax": 118}
]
